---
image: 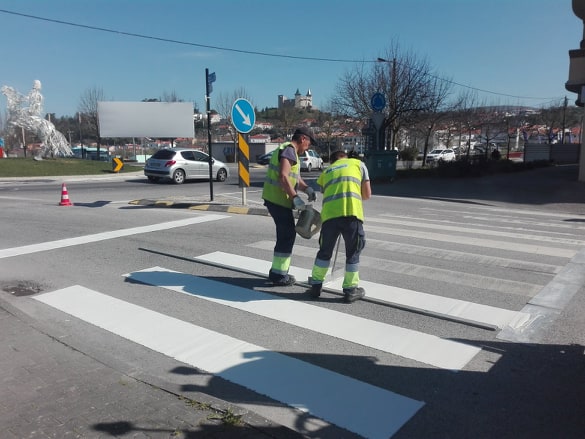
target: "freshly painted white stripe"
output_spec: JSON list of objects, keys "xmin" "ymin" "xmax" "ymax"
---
[
  {"xmin": 131, "ymin": 265, "xmax": 481, "ymax": 371},
  {"xmin": 365, "ymin": 224, "xmax": 575, "ymax": 258},
  {"xmin": 195, "ymin": 250, "xmax": 312, "ymax": 283},
  {"xmin": 196, "ymin": 251, "xmax": 529, "ymax": 330},
  {"xmin": 34, "ymin": 285, "xmax": 423, "ymax": 439},
  {"xmin": 0, "ymin": 216, "xmax": 228, "ymax": 259},
  {"xmin": 325, "ymin": 278, "xmax": 530, "ymax": 330}
]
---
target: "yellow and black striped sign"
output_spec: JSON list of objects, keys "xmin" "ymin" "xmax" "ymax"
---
[{"xmin": 237, "ymin": 133, "xmax": 250, "ymax": 187}]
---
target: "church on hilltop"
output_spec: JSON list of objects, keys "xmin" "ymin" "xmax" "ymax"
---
[{"xmin": 278, "ymin": 88, "xmax": 313, "ymax": 109}]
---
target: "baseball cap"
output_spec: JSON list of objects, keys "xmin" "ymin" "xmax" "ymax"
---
[{"xmin": 293, "ymin": 127, "xmax": 316, "ymax": 145}]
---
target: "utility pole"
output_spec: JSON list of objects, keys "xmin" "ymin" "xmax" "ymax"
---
[
  {"xmin": 562, "ymin": 96, "xmax": 568, "ymax": 143},
  {"xmin": 22, "ymin": 127, "xmax": 27, "ymax": 158},
  {"xmin": 205, "ymin": 68, "xmax": 216, "ymax": 201},
  {"xmin": 389, "ymin": 57, "xmax": 397, "ymax": 150},
  {"xmin": 78, "ymin": 112, "xmax": 84, "ymax": 159}
]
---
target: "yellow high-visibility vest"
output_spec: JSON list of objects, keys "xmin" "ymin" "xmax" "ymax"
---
[
  {"xmin": 262, "ymin": 142, "xmax": 299, "ymax": 208},
  {"xmin": 318, "ymin": 158, "xmax": 364, "ymax": 222}
]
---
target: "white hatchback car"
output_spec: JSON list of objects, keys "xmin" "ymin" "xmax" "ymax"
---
[
  {"xmin": 426, "ymin": 149, "xmax": 456, "ymax": 164},
  {"xmin": 299, "ymin": 149, "xmax": 324, "ymax": 172}
]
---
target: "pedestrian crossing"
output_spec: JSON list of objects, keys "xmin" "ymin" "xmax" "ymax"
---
[
  {"xmin": 127, "ymin": 265, "xmax": 480, "ymax": 371},
  {"xmin": 26, "ymin": 202, "xmax": 585, "ymax": 438},
  {"xmin": 194, "ymin": 250, "xmax": 529, "ymax": 331},
  {"xmin": 34, "ymin": 284, "xmax": 424, "ymax": 439}
]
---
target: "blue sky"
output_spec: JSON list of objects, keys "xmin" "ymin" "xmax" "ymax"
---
[{"xmin": 0, "ymin": 0, "xmax": 580, "ymax": 117}]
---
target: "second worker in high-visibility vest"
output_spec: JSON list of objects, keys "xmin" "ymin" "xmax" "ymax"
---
[
  {"xmin": 262, "ymin": 127, "xmax": 317, "ymax": 286},
  {"xmin": 309, "ymin": 145, "xmax": 371, "ymax": 303}
]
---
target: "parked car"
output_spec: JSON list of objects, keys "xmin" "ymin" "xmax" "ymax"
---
[
  {"xmin": 256, "ymin": 151, "xmax": 274, "ymax": 165},
  {"xmin": 299, "ymin": 149, "xmax": 324, "ymax": 172},
  {"xmin": 144, "ymin": 148, "xmax": 229, "ymax": 184},
  {"xmin": 426, "ymin": 149, "xmax": 456, "ymax": 164}
]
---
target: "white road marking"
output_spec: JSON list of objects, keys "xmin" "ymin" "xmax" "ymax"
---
[
  {"xmin": 34, "ymin": 285, "xmax": 424, "ymax": 439},
  {"xmin": 365, "ymin": 224, "xmax": 575, "ymax": 258},
  {"xmin": 369, "ymin": 216, "xmax": 585, "ymax": 247},
  {"xmin": 195, "ymin": 251, "xmax": 529, "ymax": 330},
  {"xmin": 0, "ymin": 216, "xmax": 228, "ymax": 259},
  {"xmin": 146, "ymin": 262, "xmax": 481, "ymax": 370},
  {"xmin": 498, "ymin": 247, "xmax": 585, "ymax": 342},
  {"xmin": 248, "ymin": 240, "xmax": 544, "ymax": 297}
]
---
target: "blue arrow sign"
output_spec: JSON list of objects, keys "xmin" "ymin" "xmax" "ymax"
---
[
  {"xmin": 371, "ymin": 92, "xmax": 386, "ymax": 112},
  {"xmin": 231, "ymin": 98, "xmax": 255, "ymax": 134}
]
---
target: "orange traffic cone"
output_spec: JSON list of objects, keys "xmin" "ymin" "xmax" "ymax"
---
[{"xmin": 59, "ymin": 183, "xmax": 73, "ymax": 206}]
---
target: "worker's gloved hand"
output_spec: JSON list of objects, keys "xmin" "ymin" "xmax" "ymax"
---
[
  {"xmin": 305, "ymin": 186, "xmax": 317, "ymax": 202},
  {"xmin": 292, "ymin": 196, "xmax": 306, "ymax": 211}
]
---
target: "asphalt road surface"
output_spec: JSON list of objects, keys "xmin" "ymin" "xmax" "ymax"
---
[{"xmin": 1, "ymin": 164, "xmax": 584, "ymax": 438}]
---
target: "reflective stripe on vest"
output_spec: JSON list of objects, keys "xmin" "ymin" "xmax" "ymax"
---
[
  {"xmin": 319, "ymin": 158, "xmax": 364, "ymax": 222},
  {"xmin": 261, "ymin": 142, "xmax": 299, "ymax": 208}
]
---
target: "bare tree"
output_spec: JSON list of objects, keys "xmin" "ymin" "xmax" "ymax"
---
[
  {"xmin": 160, "ymin": 90, "xmax": 182, "ymax": 103},
  {"xmin": 533, "ymin": 99, "xmax": 576, "ymax": 144},
  {"xmin": 408, "ymin": 75, "xmax": 456, "ymax": 165},
  {"xmin": 333, "ymin": 42, "xmax": 452, "ymax": 151},
  {"xmin": 451, "ymin": 91, "xmax": 481, "ymax": 159},
  {"xmin": 215, "ymin": 87, "xmax": 252, "ymax": 143},
  {"xmin": 78, "ymin": 86, "xmax": 105, "ymax": 159}
]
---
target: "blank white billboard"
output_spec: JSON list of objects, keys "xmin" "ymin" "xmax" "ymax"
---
[{"xmin": 98, "ymin": 101, "xmax": 194, "ymax": 138}]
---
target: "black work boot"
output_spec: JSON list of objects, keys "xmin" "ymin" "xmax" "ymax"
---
[
  {"xmin": 343, "ymin": 287, "xmax": 365, "ymax": 303},
  {"xmin": 309, "ymin": 283, "xmax": 322, "ymax": 299},
  {"xmin": 269, "ymin": 270, "xmax": 296, "ymax": 287},
  {"xmin": 271, "ymin": 275, "xmax": 296, "ymax": 286}
]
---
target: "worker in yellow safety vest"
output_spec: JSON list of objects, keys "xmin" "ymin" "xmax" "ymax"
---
[
  {"xmin": 262, "ymin": 127, "xmax": 317, "ymax": 286},
  {"xmin": 309, "ymin": 145, "xmax": 371, "ymax": 303}
]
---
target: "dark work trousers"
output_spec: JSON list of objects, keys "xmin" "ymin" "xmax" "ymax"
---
[
  {"xmin": 264, "ymin": 200, "xmax": 297, "ymax": 255},
  {"xmin": 317, "ymin": 216, "xmax": 365, "ymax": 268}
]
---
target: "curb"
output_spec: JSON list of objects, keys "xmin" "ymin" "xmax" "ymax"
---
[{"xmin": 128, "ymin": 199, "xmax": 270, "ymax": 216}]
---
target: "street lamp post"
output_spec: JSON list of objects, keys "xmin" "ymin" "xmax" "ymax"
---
[
  {"xmin": 377, "ymin": 57, "xmax": 397, "ymax": 150},
  {"xmin": 78, "ymin": 112, "xmax": 84, "ymax": 159}
]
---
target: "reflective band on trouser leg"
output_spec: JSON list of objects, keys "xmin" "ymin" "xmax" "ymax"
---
[
  {"xmin": 311, "ymin": 257, "xmax": 330, "ymax": 284},
  {"xmin": 342, "ymin": 262, "xmax": 360, "ymax": 290},
  {"xmin": 271, "ymin": 252, "xmax": 292, "ymax": 276}
]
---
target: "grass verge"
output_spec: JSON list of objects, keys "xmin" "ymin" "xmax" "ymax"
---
[{"xmin": 0, "ymin": 157, "xmax": 143, "ymax": 177}]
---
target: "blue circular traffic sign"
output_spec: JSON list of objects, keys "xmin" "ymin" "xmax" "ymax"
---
[
  {"xmin": 231, "ymin": 98, "xmax": 256, "ymax": 134},
  {"xmin": 371, "ymin": 92, "xmax": 386, "ymax": 112}
]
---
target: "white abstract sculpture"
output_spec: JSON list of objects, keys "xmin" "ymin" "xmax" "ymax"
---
[{"xmin": 1, "ymin": 80, "xmax": 73, "ymax": 158}]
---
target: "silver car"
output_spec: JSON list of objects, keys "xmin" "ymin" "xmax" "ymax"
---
[{"xmin": 144, "ymin": 148, "xmax": 229, "ymax": 184}]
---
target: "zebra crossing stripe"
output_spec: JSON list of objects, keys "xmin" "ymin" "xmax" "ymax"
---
[
  {"xmin": 128, "ymin": 266, "xmax": 481, "ymax": 371},
  {"xmin": 194, "ymin": 251, "xmax": 528, "ymax": 330},
  {"xmin": 325, "ymin": 278, "xmax": 530, "ymax": 330},
  {"xmin": 194, "ymin": 251, "xmax": 312, "ymax": 285},
  {"xmin": 364, "ymin": 223, "xmax": 575, "ymax": 258},
  {"xmin": 0, "ymin": 216, "xmax": 228, "ymax": 259},
  {"xmin": 34, "ymin": 285, "xmax": 423, "ymax": 439}
]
